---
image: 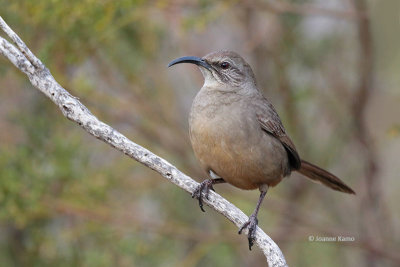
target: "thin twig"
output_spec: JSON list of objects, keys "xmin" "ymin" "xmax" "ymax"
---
[
  {"xmin": 0, "ymin": 16, "xmax": 287, "ymax": 266},
  {"xmin": 351, "ymin": 1, "xmax": 386, "ymax": 266},
  {"xmin": 0, "ymin": 18, "xmax": 43, "ymax": 69},
  {"xmin": 243, "ymin": 0, "xmax": 366, "ymax": 20}
]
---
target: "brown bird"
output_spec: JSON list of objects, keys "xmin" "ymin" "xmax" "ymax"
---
[{"xmin": 168, "ymin": 51, "xmax": 355, "ymax": 250}]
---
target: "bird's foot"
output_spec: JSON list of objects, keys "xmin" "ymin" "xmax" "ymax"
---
[
  {"xmin": 191, "ymin": 179, "xmax": 215, "ymax": 212},
  {"xmin": 238, "ymin": 214, "xmax": 258, "ymax": 250}
]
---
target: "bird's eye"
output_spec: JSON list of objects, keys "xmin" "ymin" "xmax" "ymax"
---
[{"xmin": 220, "ymin": 62, "xmax": 230, "ymax": 70}]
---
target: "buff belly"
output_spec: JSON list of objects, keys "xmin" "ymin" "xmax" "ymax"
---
[{"xmin": 189, "ymin": 105, "xmax": 289, "ymax": 190}]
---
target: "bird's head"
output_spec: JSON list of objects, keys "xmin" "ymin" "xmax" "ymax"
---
[{"xmin": 168, "ymin": 51, "xmax": 257, "ymax": 89}]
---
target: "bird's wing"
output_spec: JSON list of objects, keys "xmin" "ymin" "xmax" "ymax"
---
[{"xmin": 256, "ymin": 99, "xmax": 301, "ymax": 170}]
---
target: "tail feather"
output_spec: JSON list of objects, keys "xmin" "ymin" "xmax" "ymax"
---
[{"xmin": 297, "ymin": 160, "xmax": 355, "ymax": 194}]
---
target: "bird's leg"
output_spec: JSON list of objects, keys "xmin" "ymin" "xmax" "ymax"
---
[
  {"xmin": 192, "ymin": 178, "xmax": 225, "ymax": 212},
  {"xmin": 238, "ymin": 185, "xmax": 268, "ymax": 250}
]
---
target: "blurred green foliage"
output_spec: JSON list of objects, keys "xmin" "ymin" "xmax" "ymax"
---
[{"xmin": 0, "ymin": 1, "xmax": 172, "ymax": 266}]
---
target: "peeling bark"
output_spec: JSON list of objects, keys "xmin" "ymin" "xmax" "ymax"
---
[{"xmin": 0, "ymin": 17, "xmax": 287, "ymax": 266}]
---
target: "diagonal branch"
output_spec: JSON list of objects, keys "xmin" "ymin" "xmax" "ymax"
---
[{"xmin": 0, "ymin": 17, "xmax": 287, "ymax": 266}]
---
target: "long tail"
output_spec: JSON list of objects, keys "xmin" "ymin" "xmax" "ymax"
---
[{"xmin": 297, "ymin": 160, "xmax": 355, "ymax": 194}]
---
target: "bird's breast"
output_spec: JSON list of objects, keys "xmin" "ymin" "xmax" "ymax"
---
[{"xmin": 189, "ymin": 92, "xmax": 288, "ymax": 190}]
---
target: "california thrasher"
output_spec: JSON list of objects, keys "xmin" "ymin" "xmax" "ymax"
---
[{"xmin": 168, "ymin": 50, "xmax": 355, "ymax": 250}]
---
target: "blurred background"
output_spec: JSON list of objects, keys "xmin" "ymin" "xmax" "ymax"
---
[{"xmin": 0, "ymin": 0, "xmax": 399, "ymax": 266}]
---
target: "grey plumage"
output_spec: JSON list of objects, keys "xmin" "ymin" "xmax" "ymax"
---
[{"xmin": 168, "ymin": 50, "xmax": 355, "ymax": 250}]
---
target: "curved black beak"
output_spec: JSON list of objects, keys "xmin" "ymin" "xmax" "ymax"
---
[{"xmin": 168, "ymin": 56, "xmax": 213, "ymax": 71}]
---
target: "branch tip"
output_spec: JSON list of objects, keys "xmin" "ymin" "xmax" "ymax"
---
[
  {"xmin": 0, "ymin": 16, "xmax": 287, "ymax": 266},
  {"xmin": 0, "ymin": 16, "xmax": 43, "ymax": 70}
]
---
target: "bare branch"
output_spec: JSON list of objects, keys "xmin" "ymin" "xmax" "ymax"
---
[
  {"xmin": 167, "ymin": 0, "xmax": 365, "ymax": 20},
  {"xmin": 0, "ymin": 36, "xmax": 35, "ymax": 75},
  {"xmin": 351, "ymin": 0, "xmax": 389, "ymax": 266},
  {"xmin": 0, "ymin": 17, "xmax": 43, "ymax": 69},
  {"xmin": 262, "ymin": 1, "xmax": 366, "ymax": 20},
  {"xmin": 0, "ymin": 16, "xmax": 287, "ymax": 266}
]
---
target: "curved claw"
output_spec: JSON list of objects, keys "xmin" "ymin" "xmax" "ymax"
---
[
  {"xmin": 238, "ymin": 214, "xmax": 258, "ymax": 250},
  {"xmin": 191, "ymin": 179, "xmax": 215, "ymax": 212}
]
